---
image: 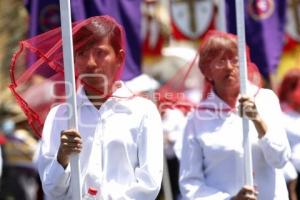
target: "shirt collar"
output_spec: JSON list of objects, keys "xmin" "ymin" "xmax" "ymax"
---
[
  {"xmin": 76, "ymin": 81, "xmax": 134, "ymax": 115},
  {"xmin": 200, "ymin": 81, "xmax": 260, "ymax": 112}
]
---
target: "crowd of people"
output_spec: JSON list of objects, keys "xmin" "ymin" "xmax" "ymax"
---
[{"xmin": 0, "ymin": 14, "xmax": 300, "ymax": 200}]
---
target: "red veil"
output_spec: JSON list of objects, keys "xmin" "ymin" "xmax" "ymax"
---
[
  {"xmin": 9, "ymin": 15, "xmax": 126, "ymax": 137},
  {"xmin": 156, "ymin": 30, "xmax": 263, "ymax": 114}
]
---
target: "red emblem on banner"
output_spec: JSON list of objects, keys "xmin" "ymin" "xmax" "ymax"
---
[
  {"xmin": 142, "ymin": 1, "xmax": 166, "ymax": 55},
  {"xmin": 170, "ymin": 0, "xmax": 214, "ymax": 40},
  {"xmin": 248, "ymin": 0, "xmax": 275, "ymax": 20},
  {"xmin": 39, "ymin": 4, "xmax": 61, "ymax": 32}
]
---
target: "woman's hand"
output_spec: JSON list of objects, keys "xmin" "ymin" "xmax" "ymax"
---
[
  {"xmin": 57, "ymin": 129, "xmax": 82, "ymax": 168},
  {"xmin": 239, "ymin": 96, "xmax": 267, "ymax": 138},
  {"xmin": 239, "ymin": 96, "xmax": 259, "ymax": 120},
  {"xmin": 231, "ymin": 185, "xmax": 258, "ymax": 200}
]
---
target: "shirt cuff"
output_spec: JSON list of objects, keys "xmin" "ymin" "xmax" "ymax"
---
[
  {"xmin": 258, "ymin": 129, "xmax": 273, "ymax": 145},
  {"xmin": 257, "ymin": 129, "xmax": 290, "ymax": 168},
  {"xmin": 47, "ymin": 158, "xmax": 71, "ymax": 188},
  {"xmin": 258, "ymin": 129, "xmax": 284, "ymax": 147}
]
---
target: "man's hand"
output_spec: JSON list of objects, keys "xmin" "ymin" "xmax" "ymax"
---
[
  {"xmin": 231, "ymin": 185, "xmax": 258, "ymax": 200},
  {"xmin": 57, "ymin": 129, "xmax": 82, "ymax": 168}
]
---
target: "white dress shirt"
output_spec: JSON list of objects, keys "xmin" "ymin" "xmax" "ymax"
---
[
  {"xmin": 179, "ymin": 84, "xmax": 290, "ymax": 200},
  {"xmin": 282, "ymin": 109, "xmax": 300, "ymax": 173},
  {"xmin": 36, "ymin": 82, "xmax": 163, "ymax": 200}
]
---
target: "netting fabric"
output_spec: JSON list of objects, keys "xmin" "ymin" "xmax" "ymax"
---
[
  {"xmin": 9, "ymin": 16, "xmax": 126, "ymax": 136},
  {"xmin": 157, "ymin": 30, "xmax": 263, "ymax": 113}
]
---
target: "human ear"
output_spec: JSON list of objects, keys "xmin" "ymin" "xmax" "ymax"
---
[{"xmin": 117, "ymin": 49, "xmax": 125, "ymax": 66}]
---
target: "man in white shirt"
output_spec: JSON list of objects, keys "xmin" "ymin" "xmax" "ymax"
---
[{"xmin": 36, "ymin": 16, "xmax": 163, "ymax": 200}]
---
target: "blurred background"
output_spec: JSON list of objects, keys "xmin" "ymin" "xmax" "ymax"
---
[{"xmin": 0, "ymin": 0, "xmax": 299, "ymax": 200}]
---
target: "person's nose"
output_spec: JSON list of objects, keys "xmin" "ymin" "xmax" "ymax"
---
[{"xmin": 86, "ymin": 52, "xmax": 97, "ymax": 68}]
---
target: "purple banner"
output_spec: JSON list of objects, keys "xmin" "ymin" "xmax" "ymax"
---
[
  {"xmin": 226, "ymin": 0, "xmax": 286, "ymax": 81},
  {"xmin": 25, "ymin": 0, "xmax": 61, "ymax": 36}
]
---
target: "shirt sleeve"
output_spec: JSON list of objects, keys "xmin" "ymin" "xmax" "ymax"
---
[
  {"xmin": 285, "ymin": 119, "xmax": 300, "ymax": 172},
  {"xmin": 282, "ymin": 161, "xmax": 298, "ymax": 182},
  {"xmin": 103, "ymin": 101, "xmax": 163, "ymax": 200},
  {"xmin": 291, "ymin": 144, "xmax": 300, "ymax": 172},
  {"xmin": 256, "ymin": 90, "xmax": 291, "ymax": 168},
  {"xmin": 179, "ymin": 116, "xmax": 231, "ymax": 200},
  {"xmin": 36, "ymin": 105, "xmax": 71, "ymax": 199}
]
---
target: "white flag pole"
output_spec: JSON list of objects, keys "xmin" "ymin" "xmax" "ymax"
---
[
  {"xmin": 59, "ymin": 0, "xmax": 82, "ymax": 199},
  {"xmin": 162, "ymin": 154, "xmax": 174, "ymax": 200},
  {"xmin": 235, "ymin": 0, "xmax": 253, "ymax": 186}
]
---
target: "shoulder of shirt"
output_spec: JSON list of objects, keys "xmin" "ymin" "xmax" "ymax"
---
[
  {"xmin": 131, "ymin": 95, "xmax": 155, "ymax": 105},
  {"xmin": 116, "ymin": 95, "xmax": 157, "ymax": 113},
  {"xmin": 47, "ymin": 102, "xmax": 68, "ymax": 118},
  {"xmin": 113, "ymin": 81, "xmax": 157, "ymax": 108},
  {"xmin": 255, "ymin": 87, "xmax": 278, "ymax": 101}
]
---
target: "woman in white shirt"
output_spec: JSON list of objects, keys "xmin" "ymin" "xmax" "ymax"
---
[
  {"xmin": 179, "ymin": 31, "xmax": 290, "ymax": 200},
  {"xmin": 36, "ymin": 16, "xmax": 163, "ymax": 200}
]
